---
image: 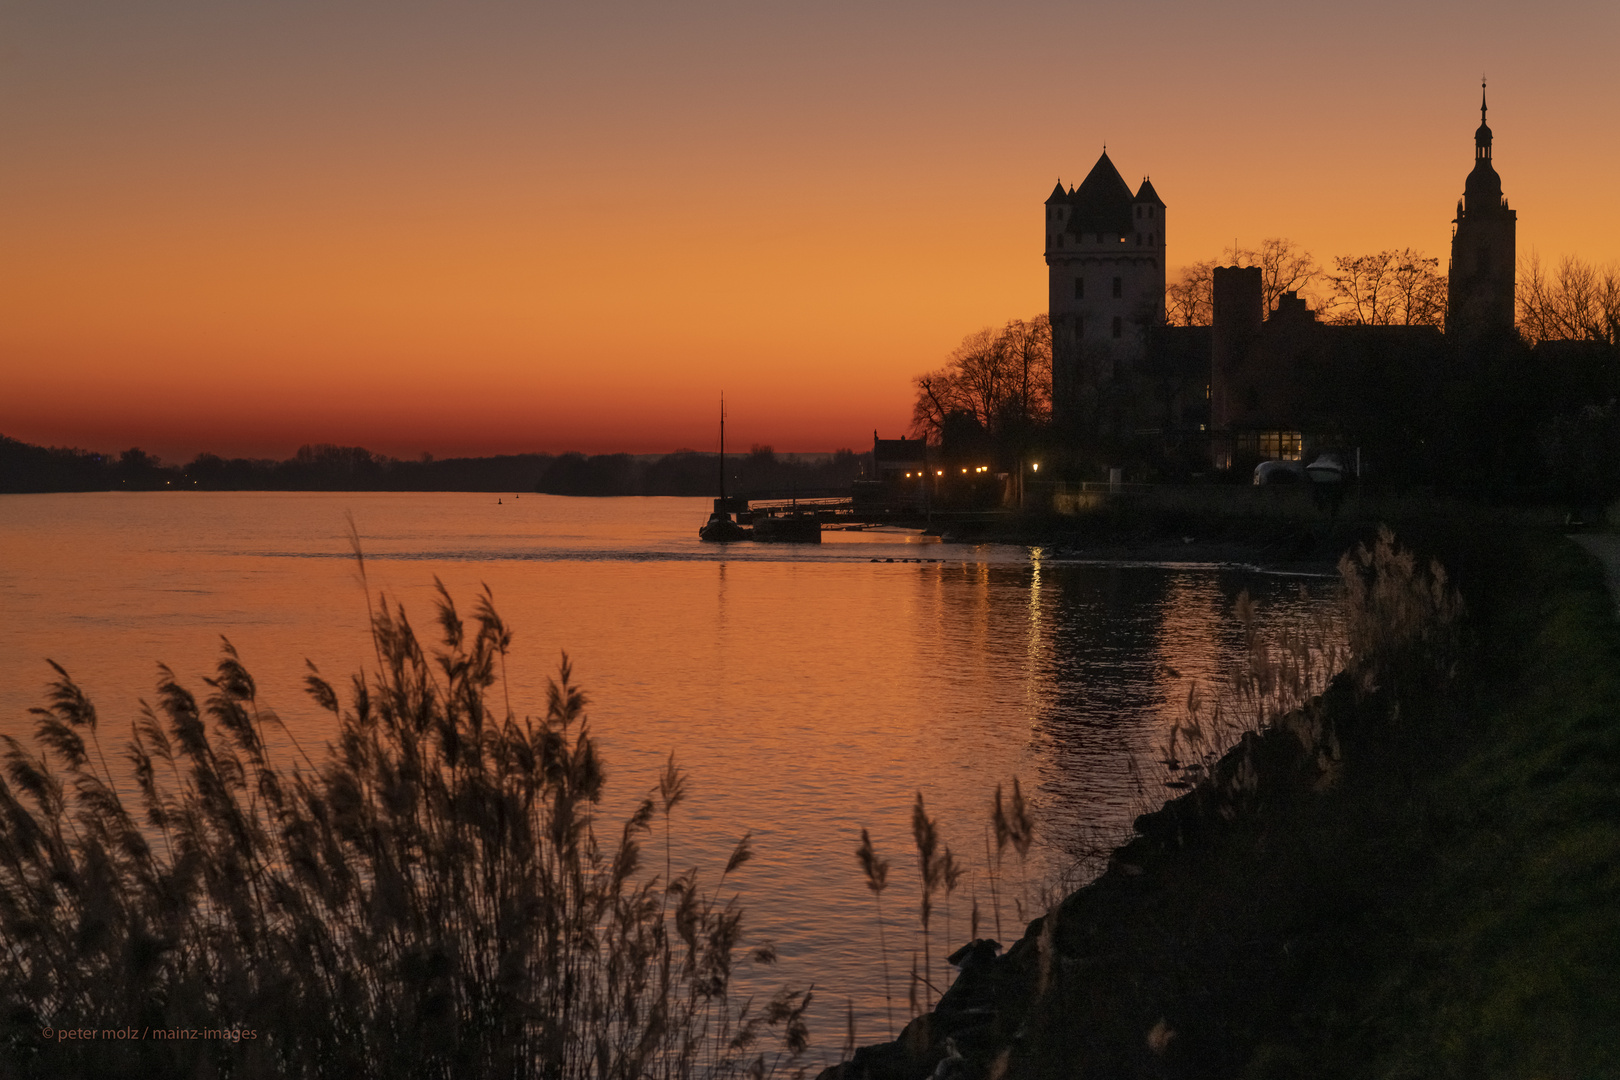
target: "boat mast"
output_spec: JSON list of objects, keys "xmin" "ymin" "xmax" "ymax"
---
[{"xmin": 718, "ymin": 394, "xmax": 726, "ymax": 503}]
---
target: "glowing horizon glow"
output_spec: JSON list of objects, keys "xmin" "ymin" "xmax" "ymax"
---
[{"xmin": 2, "ymin": 1, "xmax": 1617, "ymax": 463}]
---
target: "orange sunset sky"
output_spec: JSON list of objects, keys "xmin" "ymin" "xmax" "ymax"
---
[{"xmin": 2, "ymin": 1, "xmax": 1617, "ymax": 462}]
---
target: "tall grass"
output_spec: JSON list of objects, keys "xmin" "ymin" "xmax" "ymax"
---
[
  {"xmin": 0, "ymin": 557, "xmax": 808, "ymax": 1078},
  {"xmin": 844, "ymin": 527, "xmax": 1463, "ymax": 1043},
  {"xmin": 1151, "ymin": 526, "xmax": 1462, "ymax": 802}
]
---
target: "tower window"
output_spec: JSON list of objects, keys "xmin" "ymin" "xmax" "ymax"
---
[
  {"xmin": 1136, "ymin": 206, "xmax": 1143, "ymax": 219},
  {"xmin": 1149, "ymin": 205, "xmax": 1155, "ymax": 219},
  {"xmin": 1112, "ymin": 276, "xmax": 1123, "ymax": 298},
  {"xmin": 1112, "ymin": 316, "xmax": 1123, "ymax": 338},
  {"xmin": 1074, "ymin": 277, "xmax": 1085, "ymax": 299},
  {"xmin": 1136, "ymin": 233, "xmax": 1142, "ymax": 246},
  {"xmin": 1149, "ymin": 233, "xmax": 1155, "ymax": 245}
]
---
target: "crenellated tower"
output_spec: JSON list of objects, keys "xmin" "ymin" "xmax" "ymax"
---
[
  {"xmin": 1448, "ymin": 80, "xmax": 1517, "ymax": 339},
  {"xmin": 1045, "ymin": 151, "xmax": 1167, "ymax": 433}
]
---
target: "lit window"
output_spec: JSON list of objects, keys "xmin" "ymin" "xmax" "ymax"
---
[{"xmin": 1239, "ymin": 430, "xmax": 1304, "ymax": 461}]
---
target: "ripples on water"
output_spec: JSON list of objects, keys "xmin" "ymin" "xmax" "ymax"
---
[{"xmin": 0, "ymin": 492, "xmax": 1340, "ymax": 1059}]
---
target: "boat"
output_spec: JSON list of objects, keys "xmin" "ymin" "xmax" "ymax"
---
[
  {"xmin": 698, "ymin": 397, "xmax": 752, "ymax": 542},
  {"xmin": 699, "ymin": 500, "xmax": 750, "ymax": 542}
]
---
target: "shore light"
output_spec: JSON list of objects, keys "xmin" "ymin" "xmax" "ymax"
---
[{"xmin": 1032, "ymin": 462, "xmax": 1040, "ymax": 472}]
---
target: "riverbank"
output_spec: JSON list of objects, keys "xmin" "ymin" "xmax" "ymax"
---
[
  {"xmin": 938, "ymin": 484, "xmax": 1565, "ymax": 574},
  {"xmin": 825, "ymin": 518, "xmax": 1620, "ymax": 1078}
]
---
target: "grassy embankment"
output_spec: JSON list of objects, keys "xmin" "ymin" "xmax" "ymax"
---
[{"xmin": 833, "ymin": 515, "xmax": 1620, "ymax": 1079}]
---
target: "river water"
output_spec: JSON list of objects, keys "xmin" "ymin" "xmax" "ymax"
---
[{"xmin": 0, "ymin": 491, "xmax": 1340, "ymax": 1059}]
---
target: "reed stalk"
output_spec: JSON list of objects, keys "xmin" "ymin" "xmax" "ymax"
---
[
  {"xmin": 0, "ymin": 568, "xmax": 808, "ymax": 1078},
  {"xmin": 910, "ymin": 792, "xmax": 942, "ymax": 1010},
  {"xmin": 854, "ymin": 828, "xmax": 894, "ymax": 1038}
]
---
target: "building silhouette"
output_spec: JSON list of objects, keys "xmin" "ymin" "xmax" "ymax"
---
[
  {"xmin": 1047, "ymin": 88, "xmax": 1515, "ymax": 476},
  {"xmin": 1045, "ymin": 152, "xmax": 1167, "ymax": 435},
  {"xmin": 1448, "ymin": 81, "xmax": 1517, "ymax": 339}
]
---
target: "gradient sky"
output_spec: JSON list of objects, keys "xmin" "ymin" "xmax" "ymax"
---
[{"xmin": 3, "ymin": 0, "xmax": 1616, "ymax": 461}]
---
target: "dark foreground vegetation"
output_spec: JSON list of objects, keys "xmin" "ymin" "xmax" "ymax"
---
[
  {"xmin": 0, "ymin": 436, "xmax": 866, "ymax": 498},
  {"xmin": 827, "ymin": 518, "xmax": 1620, "ymax": 1079},
  {"xmin": 0, "ymin": 543, "xmax": 809, "ymax": 1079}
]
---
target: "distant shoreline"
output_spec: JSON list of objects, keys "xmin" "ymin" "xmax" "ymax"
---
[{"xmin": 0, "ymin": 434, "xmax": 867, "ymax": 497}]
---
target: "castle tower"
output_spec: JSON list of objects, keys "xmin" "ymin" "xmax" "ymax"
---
[
  {"xmin": 1448, "ymin": 81, "xmax": 1517, "ymax": 338},
  {"xmin": 1045, "ymin": 151, "xmax": 1167, "ymax": 433}
]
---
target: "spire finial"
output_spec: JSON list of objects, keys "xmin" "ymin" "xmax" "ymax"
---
[{"xmin": 1481, "ymin": 75, "xmax": 1488, "ymax": 121}]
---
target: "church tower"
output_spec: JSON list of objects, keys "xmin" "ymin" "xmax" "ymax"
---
[
  {"xmin": 1448, "ymin": 81, "xmax": 1517, "ymax": 338},
  {"xmin": 1045, "ymin": 151, "xmax": 1166, "ymax": 433}
]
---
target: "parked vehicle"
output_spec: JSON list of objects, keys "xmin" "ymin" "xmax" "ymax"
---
[
  {"xmin": 1305, "ymin": 453, "xmax": 1346, "ymax": 484},
  {"xmin": 1253, "ymin": 459, "xmax": 1308, "ymax": 485}
]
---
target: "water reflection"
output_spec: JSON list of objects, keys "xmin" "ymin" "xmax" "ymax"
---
[{"xmin": 0, "ymin": 492, "xmax": 1341, "ymax": 1062}]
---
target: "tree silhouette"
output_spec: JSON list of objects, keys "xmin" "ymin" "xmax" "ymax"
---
[
  {"xmin": 1518, "ymin": 252, "xmax": 1620, "ymax": 345},
  {"xmin": 1323, "ymin": 249, "xmax": 1446, "ymax": 326},
  {"xmin": 911, "ymin": 315, "xmax": 1051, "ymax": 442}
]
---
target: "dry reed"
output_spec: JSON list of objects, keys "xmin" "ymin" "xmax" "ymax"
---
[{"xmin": 0, "ymin": 561, "xmax": 808, "ymax": 1078}]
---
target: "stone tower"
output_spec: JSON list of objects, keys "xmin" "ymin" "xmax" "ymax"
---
[
  {"xmin": 1448, "ymin": 81, "xmax": 1517, "ymax": 338},
  {"xmin": 1045, "ymin": 151, "xmax": 1166, "ymax": 433}
]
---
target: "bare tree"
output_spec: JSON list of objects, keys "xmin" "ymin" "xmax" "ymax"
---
[
  {"xmin": 1164, "ymin": 239, "xmax": 1321, "ymax": 325},
  {"xmin": 1325, "ymin": 248, "xmax": 1446, "ymax": 327},
  {"xmin": 1228, "ymin": 238, "xmax": 1323, "ymax": 316},
  {"xmin": 1325, "ymin": 252, "xmax": 1396, "ymax": 325},
  {"xmin": 911, "ymin": 316, "xmax": 1052, "ymax": 441},
  {"xmin": 1519, "ymin": 252, "xmax": 1620, "ymax": 345},
  {"xmin": 1167, "ymin": 259, "xmax": 1216, "ymax": 326},
  {"xmin": 1388, "ymin": 251, "xmax": 1447, "ymax": 328}
]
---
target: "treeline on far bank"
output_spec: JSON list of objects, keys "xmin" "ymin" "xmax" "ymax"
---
[{"xmin": 0, "ymin": 436, "xmax": 869, "ymax": 498}]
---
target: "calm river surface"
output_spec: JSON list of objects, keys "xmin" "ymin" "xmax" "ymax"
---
[{"xmin": 0, "ymin": 491, "xmax": 1339, "ymax": 1057}]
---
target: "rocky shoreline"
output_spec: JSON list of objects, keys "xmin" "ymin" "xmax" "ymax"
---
[
  {"xmin": 818, "ymin": 670, "xmax": 1360, "ymax": 1080},
  {"xmin": 821, "ymin": 520, "xmax": 1620, "ymax": 1079}
]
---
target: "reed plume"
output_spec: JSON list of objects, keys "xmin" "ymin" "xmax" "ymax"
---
[
  {"xmin": 854, "ymin": 827, "xmax": 895, "ymax": 1038},
  {"xmin": 0, "ymin": 574, "xmax": 808, "ymax": 1079},
  {"xmin": 910, "ymin": 792, "xmax": 943, "ymax": 1008}
]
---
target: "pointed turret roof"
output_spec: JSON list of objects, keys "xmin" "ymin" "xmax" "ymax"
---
[
  {"xmin": 1464, "ymin": 79, "xmax": 1502, "ymax": 210},
  {"xmin": 1045, "ymin": 179, "xmax": 1067, "ymax": 204},
  {"xmin": 1134, "ymin": 177, "xmax": 1165, "ymax": 207},
  {"xmin": 1475, "ymin": 79, "xmax": 1492, "ymax": 146},
  {"xmin": 1064, "ymin": 151, "xmax": 1134, "ymax": 237}
]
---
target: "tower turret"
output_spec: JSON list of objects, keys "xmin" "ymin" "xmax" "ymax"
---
[
  {"xmin": 1448, "ymin": 80, "xmax": 1516, "ymax": 339},
  {"xmin": 1045, "ymin": 151, "xmax": 1167, "ymax": 433}
]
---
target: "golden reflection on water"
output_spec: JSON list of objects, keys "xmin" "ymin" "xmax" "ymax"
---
[{"xmin": 0, "ymin": 492, "xmax": 1339, "ymax": 1058}]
